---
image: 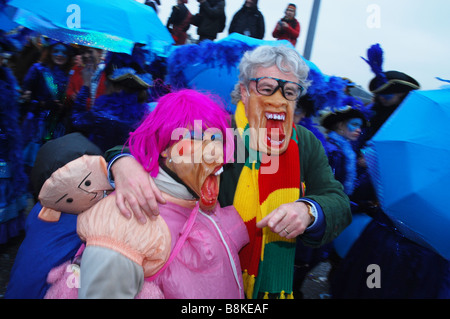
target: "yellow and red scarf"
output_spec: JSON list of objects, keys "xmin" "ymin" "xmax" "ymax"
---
[{"xmin": 233, "ymin": 101, "xmax": 301, "ymax": 299}]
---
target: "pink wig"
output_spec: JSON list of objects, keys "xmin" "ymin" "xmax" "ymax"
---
[{"xmin": 127, "ymin": 89, "xmax": 233, "ymax": 177}]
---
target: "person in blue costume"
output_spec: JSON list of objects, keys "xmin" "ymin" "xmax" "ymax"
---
[
  {"xmin": 319, "ymin": 97, "xmax": 374, "ymax": 269},
  {"xmin": 0, "ymin": 39, "xmax": 29, "ymax": 244},
  {"xmin": 4, "ymin": 133, "xmax": 102, "ymax": 299},
  {"xmin": 70, "ymin": 46, "xmax": 152, "ymax": 153},
  {"xmin": 320, "ymin": 97, "xmax": 369, "ymax": 197},
  {"xmin": 21, "ymin": 40, "xmax": 74, "ymax": 174},
  {"xmin": 329, "ymin": 44, "xmax": 450, "ymax": 299}
]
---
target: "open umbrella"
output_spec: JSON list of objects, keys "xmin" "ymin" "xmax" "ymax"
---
[
  {"xmin": 0, "ymin": 3, "xmax": 18, "ymax": 31},
  {"xmin": 364, "ymin": 88, "xmax": 450, "ymax": 259},
  {"xmin": 7, "ymin": 0, "xmax": 173, "ymax": 54}
]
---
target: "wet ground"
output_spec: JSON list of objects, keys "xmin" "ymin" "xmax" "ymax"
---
[{"xmin": 300, "ymin": 262, "xmax": 332, "ymax": 299}]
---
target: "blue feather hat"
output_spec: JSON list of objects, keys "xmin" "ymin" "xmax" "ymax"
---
[
  {"xmin": 297, "ymin": 69, "xmax": 347, "ymax": 117},
  {"xmin": 319, "ymin": 95, "xmax": 370, "ymax": 131},
  {"xmin": 362, "ymin": 43, "xmax": 420, "ymax": 94}
]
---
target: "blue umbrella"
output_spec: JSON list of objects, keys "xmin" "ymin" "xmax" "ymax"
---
[
  {"xmin": 7, "ymin": 0, "xmax": 173, "ymax": 53},
  {"xmin": 0, "ymin": 3, "xmax": 18, "ymax": 31},
  {"xmin": 364, "ymin": 88, "xmax": 450, "ymax": 259}
]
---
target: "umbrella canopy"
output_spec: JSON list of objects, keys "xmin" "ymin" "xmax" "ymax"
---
[
  {"xmin": 0, "ymin": 4, "xmax": 18, "ymax": 31},
  {"xmin": 364, "ymin": 89, "xmax": 450, "ymax": 259},
  {"xmin": 7, "ymin": 0, "xmax": 173, "ymax": 53}
]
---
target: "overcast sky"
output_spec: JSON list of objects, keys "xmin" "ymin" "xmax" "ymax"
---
[{"xmin": 144, "ymin": 0, "xmax": 450, "ymax": 91}]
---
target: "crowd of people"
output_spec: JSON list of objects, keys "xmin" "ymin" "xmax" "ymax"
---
[
  {"xmin": 165, "ymin": 0, "xmax": 300, "ymax": 46},
  {"xmin": 1, "ymin": 0, "xmax": 449, "ymax": 300}
]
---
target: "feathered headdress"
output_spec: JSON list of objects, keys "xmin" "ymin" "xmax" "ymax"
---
[
  {"xmin": 299, "ymin": 68, "xmax": 347, "ymax": 117},
  {"xmin": 319, "ymin": 95, "xmax": 371, "ymax": 131},
  {"xmin": 167, "ymin": 40, "xmax": 255, "ymax": 89},
  {"xmin": 0, "ymin": 66, "xmax": 28, "ymax": 196},
  {"xmin": 361, "ymin": 43, "xmax": 388, "ymax": 89}
]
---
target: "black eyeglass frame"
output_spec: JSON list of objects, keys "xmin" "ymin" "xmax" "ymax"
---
[{"xmin": 249, "ymin": 76, "xmax": 304, "ymax": 101}]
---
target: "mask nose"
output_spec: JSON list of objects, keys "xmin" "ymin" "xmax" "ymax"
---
[{"xmin": 203, "ymin": 141, "xmax": 224, "ymax": 165}]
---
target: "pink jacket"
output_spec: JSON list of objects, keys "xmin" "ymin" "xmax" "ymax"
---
[
  {"xmin": 152, "ymin": 201, "xmax": 249, "ymax": 299},
  {"xmin": 45, "ymin": 197, "xmax": 248, "ymax": 299}
]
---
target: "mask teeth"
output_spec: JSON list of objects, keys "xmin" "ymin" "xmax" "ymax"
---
[
  {"xmin": 267, "ymin": 136, "xmax": 284, "ymax": 145},
  {"xmin": 214, "ymin": 166, "xmax": 224, "ymax": 176},
  {"xmin": 265, "ymin": 113, "xmax": 286, "ymax": 121}
]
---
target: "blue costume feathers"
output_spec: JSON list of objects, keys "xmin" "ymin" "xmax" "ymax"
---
[
  {"xmin": 0, "ymin": 66, "xmax": 29, "ymax": 243},
  {"xmin": 361, "ymin": 43, "xmax": 388, "ymax": 88},
  {"xmin": 167, "ymin": 40, "xmax": 254, "ymax": 89}
]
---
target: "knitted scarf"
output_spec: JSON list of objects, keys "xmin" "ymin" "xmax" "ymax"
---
[{"xmin": 233, "ymin": 101, "xmax": 300, "ymax": 299}]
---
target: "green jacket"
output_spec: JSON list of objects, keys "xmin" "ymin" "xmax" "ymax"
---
[{"xmin": 218, "ymin": 124, "xmax": 351, "ymax": 247}]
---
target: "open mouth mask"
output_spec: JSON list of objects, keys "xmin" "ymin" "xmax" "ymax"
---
[{"xmin": 162, "ymin": 130, "xmax": 225, "ymax": 212}]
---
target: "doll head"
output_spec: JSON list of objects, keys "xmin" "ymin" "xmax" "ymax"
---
[{"xmin": 31, "ymin": 133, "xmax": 113, "ymax": 221}]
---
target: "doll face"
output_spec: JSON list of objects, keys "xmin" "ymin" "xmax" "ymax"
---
[
  {"xmin": 162, "ymin": 128, "xmax": 224, "ymax": 211},
  {"xmin": 38, "ymin": 156, "xmax": 113, "ymax": 214}
]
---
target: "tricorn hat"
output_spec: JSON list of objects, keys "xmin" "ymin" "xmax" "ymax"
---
[
  {"xmin": 105, "ymin": 46, "xmax": 152, "ymax": 90},
  {"xmin": 369, "ymin": 70, "xmax": 420, "ymax": 94},
  {"xmin": 108, "ymin": 67, "xmax": 152, "ymax": 89},
  {"xmin": 320, "ymin": 97, "xmax": 369, "ymax": 131}
]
